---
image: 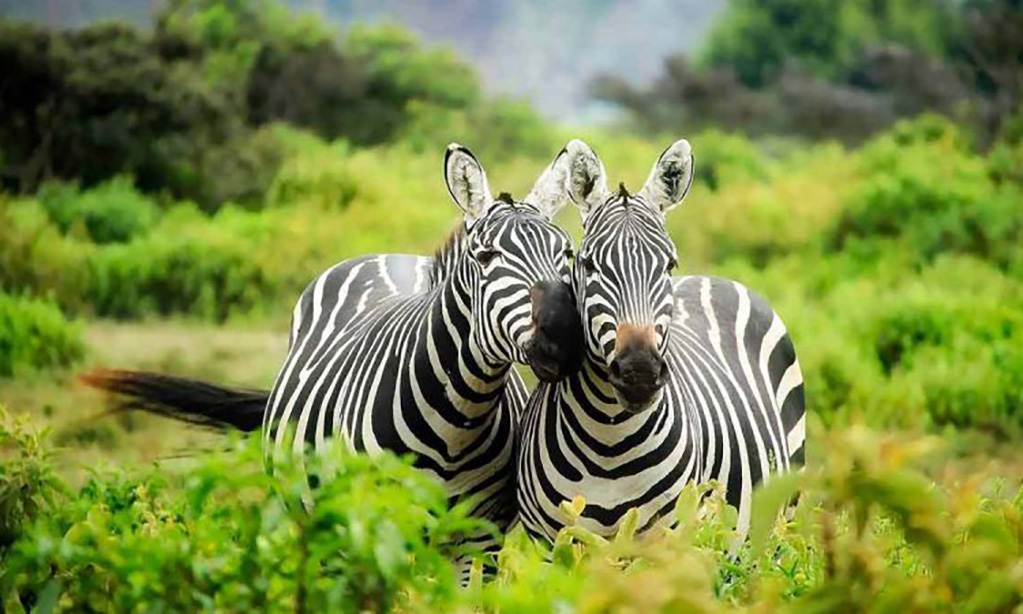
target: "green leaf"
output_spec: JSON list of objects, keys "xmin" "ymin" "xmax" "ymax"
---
[
  {"xmin": 750, "ymin": 471, "xmax": 803, "ymax": 560},
  {"xmin": 615, "ymin": 508, "xmax": 640, "ymax": 544},
  {"xmin": 552, "ymin": 531, "xmax": 576, "ymax": 568},
  {"xmin": 30, "ymin": 579, "xmax": 61, "ymax": 614}
]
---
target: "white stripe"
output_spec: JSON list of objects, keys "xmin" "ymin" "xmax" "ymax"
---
[
  {"xmin": 759, "ymin": 316, "xmax": 786, "ymax": 376},
  {"xmin": 776, "ymin": 359, "xmax": 803, "ymax": 409},
  {"xmin": 787, "ymin": 413, "xmax": 805, "ymax": 454}
]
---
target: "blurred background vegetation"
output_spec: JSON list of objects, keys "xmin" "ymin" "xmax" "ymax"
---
[{"xmin": 2, "ymin": 0, "xmax": 1023, "ymax": 611}]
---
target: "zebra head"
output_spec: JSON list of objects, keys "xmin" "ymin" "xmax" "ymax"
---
[
  {"xmin": 444, "ymin": 144, "xmax": 583, "ymax": 382},
  {"xmin": 561, "ymin": 139, "xmax": 694, "ymax": 412}
]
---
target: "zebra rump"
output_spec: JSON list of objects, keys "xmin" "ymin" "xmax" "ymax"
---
[{"xmin": 79, "ymin": 369, "xmax": 267, "ymax": 432}]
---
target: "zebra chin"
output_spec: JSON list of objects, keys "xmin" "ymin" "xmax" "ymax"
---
[
  {"xmin": 523, "ymin": 332, "xmax": 583, "ymax": 383},
  {"xmin": 613, "ymin": 386, "xmax": 665, "ymax": 414}
]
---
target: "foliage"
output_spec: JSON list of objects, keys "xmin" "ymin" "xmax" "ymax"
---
[
  {"xmin": 0, "ymin": 419, "xmax": 483, "ymax": 613},
  {"xmin": 829, "ymin": 117, "xmax": 1023, "ymax": 268},
  {"xmin": 0, "ymin": 1, "xmax": 488, "ymax": 208},
  {"xmin": 0, "ymin": 198, "xmax": 94, "ymax": 313},
  {"xmin": 957, "ymin": 0, "xmax": 1023, "ymax": 139},
  {"xmin": 0, "ymin": 19, "xmax": 232, "ymax": 199},
  {"xmin": 403, "ymin": 96, "xmax": 557, "ymax": 164},
  {"xmin": 266, "ymin": 139, "xmax": 359, "ymax": 209},
  {"xmin": 702, "ymin": 0, "xmax": 960, "ymax": 87},
  {"xmin": 339, "ymin": 24, "xmax": 482, "ymax": 145},
  {"xmin": 87, "ymin": 229, "xmax": 275, "ymax": 322},
  {"xmin": 0, "ymin": 294, "xmax": 84, "ymax": 377},
  {"xmin": 3, "ymin": 411, "xmax": 1023, "ymax": 613},
  {"xmin": 38, "ymin": 176, "xmax": 160, "ymax": 244},
  {"xmin": 0, "ymin": 410, "xmax": 64, "ymax": 551},
  {"xmin": 596, "ymin": 0, "xmax": 1023, "ymax": 144}
]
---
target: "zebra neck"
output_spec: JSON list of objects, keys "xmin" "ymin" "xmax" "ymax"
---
[{"xmin": 417, "ymin": 271, "xmax": 510, "ymax": 422}]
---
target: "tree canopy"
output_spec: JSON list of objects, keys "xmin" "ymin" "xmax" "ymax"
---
[{"xmin": 0, "ymin": 0, "xmax": 482, "ymax": 208}]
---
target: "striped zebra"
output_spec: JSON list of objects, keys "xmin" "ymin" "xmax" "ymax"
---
[
  {"xmin": 517, "ymin": 139, "xmax": 805, "ymax": 543},
  {"xmin": 83, "ymin": 143, "xmax": 583, "ymax": 558}
]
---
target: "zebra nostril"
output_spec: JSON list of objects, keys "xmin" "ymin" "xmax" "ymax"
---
[
  {"xmin": 609, "ymin": 359, "xmax": 622, "ymax": 380},
  {"xmin": 658, "ymin": 358, "xmax": 669, "ymax": 383}
]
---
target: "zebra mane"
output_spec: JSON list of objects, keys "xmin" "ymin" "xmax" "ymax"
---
[{"xmin": 429, "ymin": 222, "xmax": 467, "ymax": 288}]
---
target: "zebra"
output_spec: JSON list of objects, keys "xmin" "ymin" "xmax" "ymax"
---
[
  {"xmin": 83, "ymin": 143, "xmax": 584, "ymax": 561},
  {"xmin": 516, "ymin": 139, "xmax": 805, "ymax": 543}
]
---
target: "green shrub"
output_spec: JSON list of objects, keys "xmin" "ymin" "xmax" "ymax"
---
[
  {"xmin": 829, "ymin": 117, "xmax": 1023, "ymax": 268},
  {"xmin": 267, "ymin": 139, "xmax": 360, "ymax": 209},
  {"xmin": 667, "ymin": 142, "xmax": 851, "ymax": 269},
  {"xmin": 688, "ymin": 129, "xmax": 769, "ymax": 191},
  {"xmin": 0, "ymin": 199, "xmax": 93, "ymax": 312},
  {"xmin": 402, "ymin": 96, "xmax": 557, "ymax": 164},
  {"xmin": 190, "ymin": 127, "xmax": 290, "ymax": 211},
  {"xmin": 0, "ymin": 409, "xmax": 64, "ymax": 550},
  {"xmin": 5, "ymin": 414, "xmax": 1023, "ymax": 613},
  {"xmin": 865, "ymin": 278, "xmax": 1023, "ymax": 433},
  {"xmin": 38, "ymin": 176, "xmax": 160, "ymax": 244},
  {"xmin": 1, "ymin": 433, "xmax": 483, "ymax": 614},
  {"xmin": 87, "ymin": 226, "xmax": 276, "ymax": 322},
  {"xmin": 990, "ymin": 109, "xmax": 1023, "ymax": 186},
  {"xmin": 0, "ymin": 294, "xmax": 84, "ymax": 377}
]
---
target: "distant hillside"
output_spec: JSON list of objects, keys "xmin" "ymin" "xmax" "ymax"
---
[{"xmin": 0, "ymin": 0, "xmax": 724, "ymax": 120}]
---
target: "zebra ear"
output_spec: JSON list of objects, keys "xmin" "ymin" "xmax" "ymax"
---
[
  {"xmin": 445, "ymin": 143, "xmax": 493, "ymax": 225},
  {"xmin": 561, "ymin": 139, "xmax": 610, "ymax": 220},
  {"xmin": 638, "ymin": 139, "xmax": 694, "ymax": 214},
  {"xmin": 525, "ymin": 148, "xmax": 570, "ymax": 220},
  {"xmin": 525, "ymin": 140, "xmax": 604, "ymax": 219}
]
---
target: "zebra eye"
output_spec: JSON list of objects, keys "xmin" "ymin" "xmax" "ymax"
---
[
  {"xmin": 666, "ymin": 258, "xmax": 678, "ymax": 274},
  {"xmin": 476, "ymin": 249, "xmax": 501, "ymax": 266},
  {"xmin": 563, "ymin": 248, "xmax": 574, "ymax": 263},
  {"xmin": 579, "ymin": 254, "xmax": 596, "ymax": 273}
]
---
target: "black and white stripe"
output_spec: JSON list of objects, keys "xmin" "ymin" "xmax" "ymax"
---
[
  {"xmin": 262, "ymin": 144, "xmax": 578, "ymax": 551},
  {"xmin": 517, "ymin": 139, "xmax": 805, "ymax": 542}
]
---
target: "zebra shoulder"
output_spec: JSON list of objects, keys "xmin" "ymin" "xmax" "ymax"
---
[
  {"xmin": 673, "ymin": 275, "xmax": 804, "ymax": 462},
  {"xmin": 672, "ymin": 275, "xmax": 784, "ymax": 330}
]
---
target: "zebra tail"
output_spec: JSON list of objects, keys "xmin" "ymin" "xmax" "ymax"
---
[{"xmin": 79, "ymin": 369, "xmax": 267, "ymax": 432}]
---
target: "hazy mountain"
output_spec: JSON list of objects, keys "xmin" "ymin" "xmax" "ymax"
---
[{"xmin": 0, "ymin": 0, "xmax": 725, "ymax": 120}]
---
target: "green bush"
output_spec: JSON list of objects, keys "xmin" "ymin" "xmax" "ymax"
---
[
  {"xmin": 188, "ymin": 126, "xmax": 289, "ymax": 211},
  {"xmin": 1, "ymin": 427, "xmax": 483, "ymax": 614},
  {"xmin": 829, "ymin": 118, "xmax": 1023, "ymax": 268},
  {"xmin": 402, "ymin": 96, "xmax": 557, "ymax": 164},
  {"xmin": 989, "ymin": 109, "xmax": 1023, "ymax": 186},
  {"xmin": 0, "ymin": 410, "xmax": 64, "ymax": 550},
  {"xmin": 688, "ymin": 129, "xmax": 769, "ymax": 191},
  {"xmin": 730, "ymin": 252, "xmax": 1023, "ymax": 432},
  {"xmin": 267, "ymin": 139, "xmax": 359, "ymax": 209},
  {"xmin": 4, "ymin": 412, "xmax": 1023, "ymax": 613},
  {"xmin": 666, "ymin": 141, "xmax": 850, "ymax": 269},
  {"xmin": 0, "ymin": 294, "xmax": 84, "ymax": 377},
  {"xmin": 87, "ymin": 224, "xmax": 276, "ymax": 322},
  {"xmin": 0, "ymin": 199, "xmax": 93, "ymax": 313},
  {"xmin": 38, "ymin": 176, "xmax": 160, "ymax": 244}
]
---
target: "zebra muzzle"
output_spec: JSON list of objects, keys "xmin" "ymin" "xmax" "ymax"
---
[
  {"xmin": 610, "ymin": 324, "xmax": 668, "ymax": 411},
  {"xmin": 525, "ymin": 281, "xmax": 583, "ymax": 382}
]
